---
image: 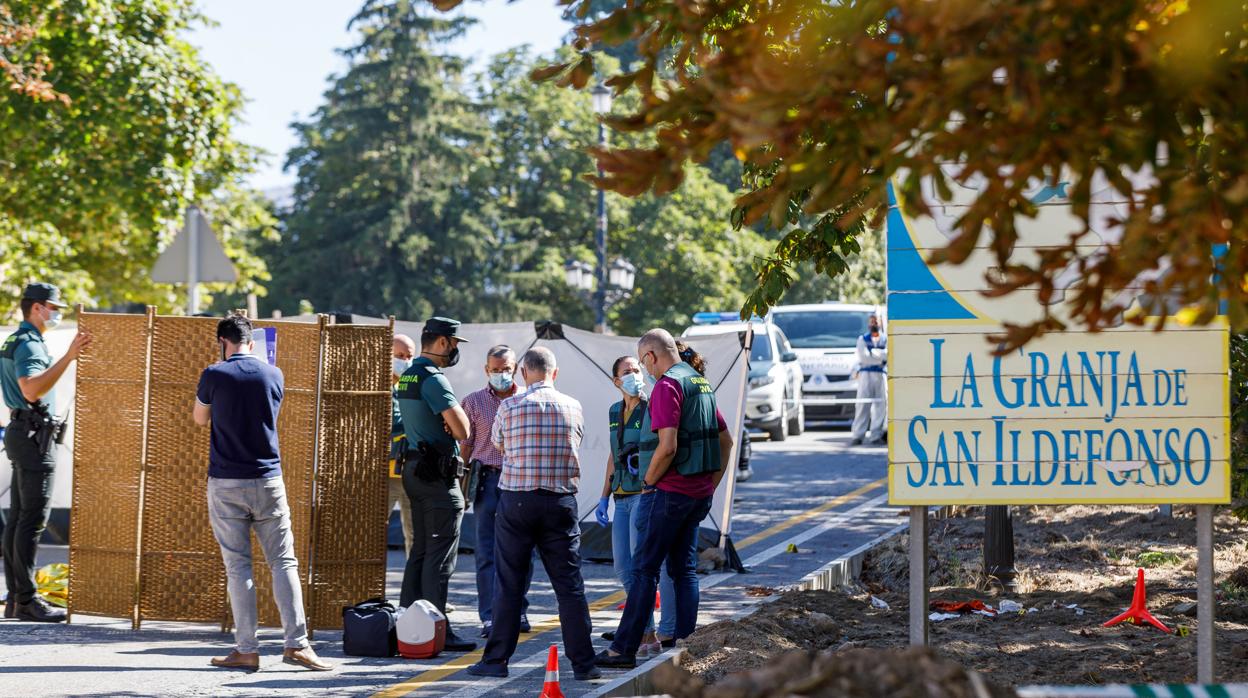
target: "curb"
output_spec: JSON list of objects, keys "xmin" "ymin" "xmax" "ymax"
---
[
  {"xmin": 1017, "ymin": 686, "xmax": 1248, "ymax": 697},
  {"xmin": 588, "ymin": 520, "xmax": 912, "ymax": 697}
]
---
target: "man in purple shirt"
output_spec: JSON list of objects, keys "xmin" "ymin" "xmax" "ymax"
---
[
  {"xmin": 596, "ymin": 329, "xmax": 734, "ymax": 669},
  {"xmin": 459, "ymin": 345, "xmax": 533, "ymax": 638}
]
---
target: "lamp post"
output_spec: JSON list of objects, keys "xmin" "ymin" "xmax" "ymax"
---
[{"xmin": 591, "ymin": 82, "xmax": 612, "ymax": 333}]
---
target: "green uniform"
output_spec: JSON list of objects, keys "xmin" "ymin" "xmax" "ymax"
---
[
  {"xmin": 666, "ymin": 362, "xmax": 721, "ymax": 476},
  {"xmin": 609, "ymin": 399, "xmax": 648, "ymax": 495},
  {"xmin": 395, "ymin": 357, "xmax": 459, "ymax": 456},
  {"xmin": 0, "ymin": 322, "xmax": 52, "ymax": 412}
]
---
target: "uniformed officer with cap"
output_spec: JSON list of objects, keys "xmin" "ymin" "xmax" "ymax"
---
[
  {"xmin": 394, "ymin": 316, "xmax": 476, "ymax": 651},
  {"xmin": 1, "ymin": 283, "xmax": 91, "ymax": 622}
]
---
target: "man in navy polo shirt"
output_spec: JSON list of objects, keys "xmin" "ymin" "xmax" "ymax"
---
[{"xmin": 192, "ymin": 314, "xmax": 330, "ymax": 672}]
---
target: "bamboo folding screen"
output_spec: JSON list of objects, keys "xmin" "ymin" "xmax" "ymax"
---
[{"xmin": 67, "ymin": 310, "xmax": 391, "ymax": 631}]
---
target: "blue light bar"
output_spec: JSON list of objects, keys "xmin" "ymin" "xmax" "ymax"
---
[{"xmin": 692, "ymin": 312, "xmax": 763, "ymax": 325}]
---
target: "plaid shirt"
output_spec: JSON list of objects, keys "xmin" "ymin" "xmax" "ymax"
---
[
  {"xmin": 492, "ymin": 381, "xmax": 584, "ymax": 493},
  {"xmin": 459, "ymin": 384, "xmax": 516, "ymax": 469}
]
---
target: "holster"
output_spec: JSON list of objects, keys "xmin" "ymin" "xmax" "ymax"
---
[
  {"xmin": 14, "ymin": 407, "xmax": 64, "ymax": 458},
  {"xmin": 405, "ymin": 443, "xmax": 464, "ymax": 485}
]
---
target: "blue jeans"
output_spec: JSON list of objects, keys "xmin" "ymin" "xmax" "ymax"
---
[
  {"xmin": 474, "ymin": 468, "xmax": 532, "ymax": 623},
  {"xmin": 481, "ymin": 490, "xmax": 595, "ymax": 673},
  {"xmin": 610, "ymin": 489, "xmax": 711, "ymax": 656},
  {"xmin": 611, "ymin": 494, "xmax": 676, "ymax": 637}
]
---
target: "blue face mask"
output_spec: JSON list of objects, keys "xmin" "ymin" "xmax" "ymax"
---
[
  {"xmin": 489, "ymin": 372, "xmax": 514, "ymax": 392},
  {"xmin": 620, "ymin": 372, "xmax": 644, "ymax": 397}
]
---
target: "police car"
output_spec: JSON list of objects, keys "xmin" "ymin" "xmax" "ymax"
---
[
  {"xmin": 767, "ymin": 303, "xmax": 884, "ymax": 425},
  {"xmin": 682, "ymin": 313, "xmax": 805, "ymax": 442}
]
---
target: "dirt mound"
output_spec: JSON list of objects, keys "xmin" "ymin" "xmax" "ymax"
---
[{"xmin": 653, "ymin": 646, "xmax": 1015, "ymax": 698}]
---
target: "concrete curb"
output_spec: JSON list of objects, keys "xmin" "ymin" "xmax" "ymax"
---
[
  {"xmin": 1017, "ymin": 686, "xmax": 1248, "ymax": 697},
  {"xmin": 796, "ymin": 521, "xmax": 908, "ymax": 591}
]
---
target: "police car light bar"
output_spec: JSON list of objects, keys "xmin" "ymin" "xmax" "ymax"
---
[{"xmin": 691, "ymin": 311, "xmax": 763, "ymax": 325}]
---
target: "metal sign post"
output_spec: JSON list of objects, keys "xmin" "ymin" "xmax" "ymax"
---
[
  {"xmin": 151, "ymin": 206, "xmax": 238, "ymax": 313},
  {"xmin": 1197, "ymin": 504, "xmax": 1215, "ymax": 683},
  {"xmin": 909, "ymin": 505, "xmax": 928, "ymax": 646}
]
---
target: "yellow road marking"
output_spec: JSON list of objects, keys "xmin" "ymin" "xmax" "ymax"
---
[{"xmin": 373, "ymin": 477, "xmax": 885, "ymax": 696}]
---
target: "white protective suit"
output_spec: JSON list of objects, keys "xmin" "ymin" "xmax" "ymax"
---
[{"xmin": 851, "ymin": 331, "xmax": 887, "ymax": 441}]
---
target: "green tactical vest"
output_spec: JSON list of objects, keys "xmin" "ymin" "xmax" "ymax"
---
[
  {"xmin": 609, "ymin": 398, "xmax": 648, "ymax": 494},
  {"xmin": 637, "ymin": 362, "xmax": 721, "ymax": 478}
]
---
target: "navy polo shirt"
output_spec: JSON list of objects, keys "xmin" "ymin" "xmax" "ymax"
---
[{"xmin": 196, "ymin": 353, "xmax": 284, "ymax": 479}]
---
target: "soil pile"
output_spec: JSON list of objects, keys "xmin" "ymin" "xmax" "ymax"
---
[{"xmin": 653, "ymin": 646, "xmax": 1015, "ymax": 698}]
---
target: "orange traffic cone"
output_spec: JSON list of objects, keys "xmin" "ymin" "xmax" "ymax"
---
[
  {"xmin": 1103, "ymin": 568, "xmax": 1172, "ymax": 633},
  {"xmin": 655, "ymin": 591, "xmax": 661, "ymax": 610},
  {"xmin": 540, "ymin": 644, "xmax": 565, "ymax": 698}
]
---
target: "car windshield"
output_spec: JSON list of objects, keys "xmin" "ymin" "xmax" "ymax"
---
[
  {"xmin": 751, "ymin": 332, "xmax": 773, "ymax": 363},
  {"xmin": 770, "ymin": 311, "xmax": 873, "ymax": 349}
]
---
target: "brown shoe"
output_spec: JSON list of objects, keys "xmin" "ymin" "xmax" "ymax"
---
[
  {"xmin": 210, "ymin": 650, "xmax": 259, "ymax": 671},
  {"xmin": 283, "ymin": 646, "xmax": 333, "ymax": 671}
]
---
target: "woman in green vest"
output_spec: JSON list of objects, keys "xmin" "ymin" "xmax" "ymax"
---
[{"xmin": 595, "ymin": 355, "xmax": 675, "ymax": 656}]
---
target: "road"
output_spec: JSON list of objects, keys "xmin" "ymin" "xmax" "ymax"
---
[{"xmin": 0, "ymin": 429, "xmax": 895, "ymax": 697}]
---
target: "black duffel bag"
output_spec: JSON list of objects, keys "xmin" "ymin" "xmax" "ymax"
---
[{"xmin": 343, "ymin": 598, "xmax": 398, "ymax": 657}]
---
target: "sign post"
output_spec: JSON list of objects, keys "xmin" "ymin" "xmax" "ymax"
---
[
  {"xmin": 886, "ymin": 171, "xmax": 1229, "ymax": 680},
  {"xmin": 152, "ymin": 206, "xmax": 238, "ymax": 314}
]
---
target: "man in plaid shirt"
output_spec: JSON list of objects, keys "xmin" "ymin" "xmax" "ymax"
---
[{"xmin": 467, "ymin": 347, "xmax": 600, "ymax": 681}]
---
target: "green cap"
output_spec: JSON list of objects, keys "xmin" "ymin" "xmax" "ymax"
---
[
  {"xmin": 423, "ymin": 316, "xmax": 469, "ymax": 342},
  {"xmin": 22, "ymin": 282, "xmax": 68, "ymax": 308}
]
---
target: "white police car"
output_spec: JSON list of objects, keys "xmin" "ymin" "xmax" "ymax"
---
[
  {"xmin": 767, "ymin": 303, "xmax": 883, "ymax": 425},
  {"xmin": 682, "ymin": 313, "xmax": 804, "ymax": 442}
]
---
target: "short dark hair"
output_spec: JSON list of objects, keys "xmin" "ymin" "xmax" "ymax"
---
[
  {"xmin": 611, "ymin": 355, "xmax": 634, "ymax": 377},
  {"xmin": 675, "ymin": 340, "xmax": 706, "ymax": 375},
  {"xmin": 420, "ymin": 331, "xmax": 445, "ymax": 349},
  {"xmin": 19, "ymin": 299, "xmax": 36, "ymax": 320},
  {"xmin": 217, "ymin": 315, "xmax": 253, "ymax": 345}
]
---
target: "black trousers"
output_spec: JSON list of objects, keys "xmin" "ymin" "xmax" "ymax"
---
[
  {"xmin": 399, "ymin": 463, "xmax": 464, "ymax": 612},
  {"xmin": 3, "ymin": 423, "xmax": 55, "ymax": 604},
  {"xmin": 480, "ymin": 489, "xmax": 594, "ymax": 673}
]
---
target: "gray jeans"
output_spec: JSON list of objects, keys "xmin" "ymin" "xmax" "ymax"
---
[{"xmin": 207, "ymin": 477, "xmax": 309, "ymax": 653}]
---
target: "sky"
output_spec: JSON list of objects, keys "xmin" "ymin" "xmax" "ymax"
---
[{"xmin": 190, "ymin": 0, "xmax": 569, "ymax": 194}]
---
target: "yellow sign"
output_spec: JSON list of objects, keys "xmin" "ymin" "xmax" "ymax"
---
[{"xmin": 885, "ymin": 172, "xmax": 1230, "ymax": 505}]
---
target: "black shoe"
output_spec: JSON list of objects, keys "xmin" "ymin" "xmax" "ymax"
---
[
  {"xmin": 444, "ymin": 631, "xmax": 477, "ymax": 652},
  {"xmin": 479, "ymin": 621, "xmax": 492, "ymax": 639},
  {"xmin": 3, "ymin": 598, "xmax": 14, "ymax": 619},
  {"xmin": 850, "ymin": 437, "xmax": 863, "ymax": 446},
  {"xmin": 870, "ymin": 436, "xmax": 887, "ymax": 445},
  {"xmin": 575, "ymin": 666, "xmax": 603, "ymax": 681},
  {"xmin": 519, "ymin": 614, "xmax": 531, "ymax": 633},
  {"xmin": 16, "ymin": 596, "xmax": 66, "ymax": 623},
  {"xmin": 660, "ymin": 638, "xmax": 676, "ymax": 649},
  {"xmin": 600, "ymin": 631, "xmax": 615, "ymax": 641},
  {"xmin": 593, "ymin": 649, "xmax": 636, "ymax": 669},
  {"xmin": 466, "ymin": 661, "xmax": 508, "ymax": 678}
]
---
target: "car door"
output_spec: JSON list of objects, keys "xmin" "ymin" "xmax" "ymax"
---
[{"xmin": 774, "ymin": 327, "xmax": 802, "ymax": 402}]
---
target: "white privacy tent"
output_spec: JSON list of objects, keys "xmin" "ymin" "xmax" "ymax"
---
[{"xmin": 351, "ymin": 316, "xmax": 751, "ymax": 561}]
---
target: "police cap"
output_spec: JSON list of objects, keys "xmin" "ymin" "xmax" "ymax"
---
[
  {"xmin": 423, "ymin": 317, "xmax": 469, "ymax": 342},
  {"xmin": 22, "ymin": 282, "xmax": 68, "ymax": 308}
]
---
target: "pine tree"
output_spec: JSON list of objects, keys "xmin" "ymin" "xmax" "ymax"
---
[{"xmin": 268, "ymin": 0, "xmax": 489, "ymax": 319}]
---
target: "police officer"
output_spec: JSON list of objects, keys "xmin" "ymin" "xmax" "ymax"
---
[
  {"xmin": 394, "ymin": 317, "xmax": 475, "ymax": 651},
  {"xmin": 2, "ymin": 283, "xmax": 91, "ymax": 622}
]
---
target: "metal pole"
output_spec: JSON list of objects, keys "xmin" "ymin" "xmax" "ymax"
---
[
  {"xmin": 595, "ymin": 121, "xmax": 608, "ymax": 334},
  {"xmin": 1197, "ymin": 503, "xmax": 1215, "ymax": 683},
  {"xmin": 909, "ymin": 505, "xmax": 929, "ymax": 646},
  {"xmin": 984, "ymin": 505, "xmax": 1018, "ymax": 592},
  {"xmin": 186, "ymin": 207, "xmax": 200, "ymax": 315}
]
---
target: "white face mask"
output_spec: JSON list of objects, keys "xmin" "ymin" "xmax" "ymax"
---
[
  {"xmin": 392, "ymin": 357, "xmax": 412, "ymax": 376},
  {"xmin": 44, "ymin": 308, "xmax": 62, "ymax": 329}
]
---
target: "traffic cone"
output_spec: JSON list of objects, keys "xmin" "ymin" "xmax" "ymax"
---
[
  {"xmin": 1103, "ymin": 568, "xmax": 1172, "ymax": 633},
  {"xmin": 540, "ymin": 644, "xmax": 565, "ymax": 698},
  {"xmin": 655, "ymin": 591, "xmax": 661, "ymax": 610}
]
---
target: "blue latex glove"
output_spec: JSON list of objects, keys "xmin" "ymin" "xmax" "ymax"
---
[{"xmin": 595, "ymin": 496, "xmax": 610, "ymax": 526}]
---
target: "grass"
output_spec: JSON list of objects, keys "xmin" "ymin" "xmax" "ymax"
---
[{"xmin": 1137, "ymin": 551, "xmax": 1183, "ymax": 568}]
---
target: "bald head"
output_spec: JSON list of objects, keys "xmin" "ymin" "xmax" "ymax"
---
[
  {"xmin": 638, "ymin": 328, "xmax": 679, "ymax": 379},
  {"xmin": 393, "ymin": 334, "xmax": 415, "ymax": 360}
]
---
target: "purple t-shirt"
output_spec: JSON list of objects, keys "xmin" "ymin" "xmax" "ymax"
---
[{"xmin": 648, "ymin": 376, "xmax": 727, "ymax": 499}]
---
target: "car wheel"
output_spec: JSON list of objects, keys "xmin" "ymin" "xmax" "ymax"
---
[
  {"xmin": 767, "ymin": 402, "xmax": 788, "ymax": 442},
  {"xmin": 788, "ymin": 397, "xmax": 805, "ymax": 436}
]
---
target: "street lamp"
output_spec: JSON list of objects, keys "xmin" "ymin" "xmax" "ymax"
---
[{"xmin": 563, "ymin": 82, "xmax": 636, "ymax": 333}]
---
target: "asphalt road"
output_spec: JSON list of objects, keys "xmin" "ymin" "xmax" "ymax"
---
[{"xmin": 0, "ymin": 428, "xmax": 895, "ymax": 697}]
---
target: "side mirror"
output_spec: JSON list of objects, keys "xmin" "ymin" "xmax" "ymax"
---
[{"xmin": 782, "ymin": 351, "xmax": 798, "ymax": 363}]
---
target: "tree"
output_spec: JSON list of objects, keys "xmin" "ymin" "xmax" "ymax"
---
[
  {"xmin": 269, "ymin": 0, "xmax": 490, "ymax": 320},
  {"xmin": 0, "ymin": 1, "xmax": 271, "ymax": 316},
  {"xmin": 461, "ymin": 0, "xmax": 1248, "ymax": 343}
]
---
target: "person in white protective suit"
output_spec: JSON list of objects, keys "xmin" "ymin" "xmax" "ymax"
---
[{"xmin": 850, "ymin": 314, "xmax": 886, "ymax": 445}]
